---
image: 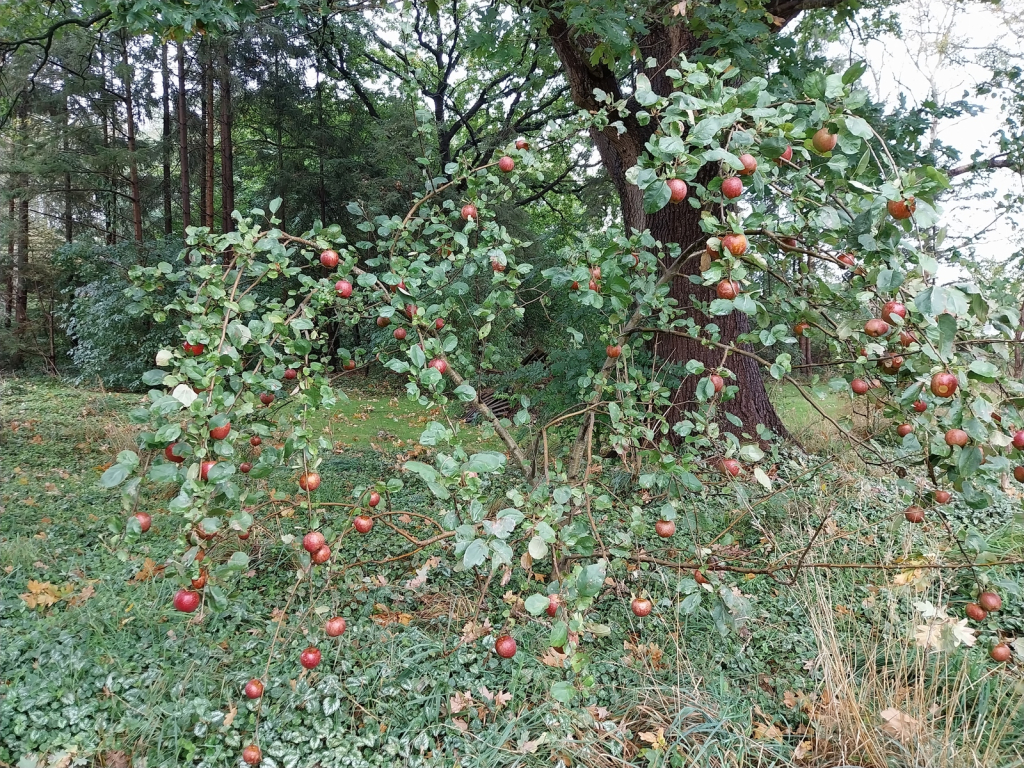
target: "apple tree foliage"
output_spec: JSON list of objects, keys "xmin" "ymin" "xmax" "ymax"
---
[{"xmin": 105, "ymin": 56, "xmax": 1021, "ymax": 702}]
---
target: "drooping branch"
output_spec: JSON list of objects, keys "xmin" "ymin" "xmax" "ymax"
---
[{"xmin": 948, "ymin": 153, "xmax": 1021, "ymax": 177}]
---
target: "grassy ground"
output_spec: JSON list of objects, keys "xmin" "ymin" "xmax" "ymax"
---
[{"xmin": 1, "ymin": 377, "xmax": 1022, "ymax": 768}]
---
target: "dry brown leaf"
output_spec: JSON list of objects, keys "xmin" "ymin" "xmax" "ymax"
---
[
  {"xmin": 130, "ymin": 557, "xmax": 161, "ymax": 583},
  {"xmin": 68, "ymin": 584, "xmax": 96, "ymax": 608},
  {"xmin": 449, "ymin": 691, "xmax": 473, "ymax": 714},
  {"xmin": 783, "ymin": 690, "xmax": 798, "ymax": 709},
  {"xmin": 371, "ymin": 603, "xmax": 412, "ymax": 626},
  {"xmin": 793, "ymin": 740, "xmax": 813, "ymax": 761},
  {"xmin": 540, "ymin": 647, "xmax": 567, "ymax": 668},
  {"xmin": 223, "ymin": 701, "xmax": 237, "ymax": 728},
  {"xmin": 753, "ymin": 722, "xmax": 784, "ymax": 741},
  {"xmin": 880, "ymin": 707, "xmax": 918, "ymax": 739}
]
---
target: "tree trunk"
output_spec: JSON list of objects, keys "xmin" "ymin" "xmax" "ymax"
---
[
  {"xmin": 63, "ymin": 91, "xmax": 73, "ymax": 243},
  {"xmin": 121, "ymin": 35, "xmax": 144, "ymax": 243},
  {"xmin": 219, "ymin": 42, "xmax": 235, "ymax": 233},
  {"xmin": 162, "ymin": 41, "xmax": 173, "ymax": 235},
  {"xmin": 546, "ymin": 16, "xmax": 789, "ymax": 438},
  {"xmin": 5, "ymin": 198, "xmax": 13, "ymax": 329},
  {"xmin": 11, "ymin": 196, "xmax": 29, "ymax": 368},
  {"xmin": 100, "ymin": 42, "xmax": 116, "ymax": 245},
  {"xmin": 177, "ymin": 41, "xmax": 192, "ymax": 231},
  {"xmin": 203, "ymin": 41, "xmax": 216, "ymax": 230}
]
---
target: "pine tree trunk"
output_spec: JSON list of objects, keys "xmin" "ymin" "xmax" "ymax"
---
[
  {"xmin": 63, "ymin": 91, "xmax": 73, "ymax": 243},
  {"xmin": 100, "ymin": 42, "xmax": 116, "ymax": 245},
  {"xmin": 121, "ymin": 35, "xmax": 144, "ymax": 243},
  {"xmin": 177, "ymin": 41, "xmax": 192, "ymax": 231},
  {"xmin": 162, "ymin": 42, "xmax": 173, "ymax": 235},
  {"xmin": 219, "ymin": 43, "xmax": 235, "ymax": 233},
  {"xmin": 547, "ymin": 16, "xmax": 788, "ymax": 438},
  {"xmin": 203, "ymin": 41, "xmax": 216, "ymax": 230},
  {"xmin": 11, "ymin": 195, "xmax": 29, "ymax": 369},
  {"xmin": 5, "ymin": 198, "xmax": 13, "ymax": 329}
]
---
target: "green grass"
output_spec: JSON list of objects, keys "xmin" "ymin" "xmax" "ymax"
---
[{"xmin": 1, "ymin": 377, "xmax": 1022, "ymax": 768}]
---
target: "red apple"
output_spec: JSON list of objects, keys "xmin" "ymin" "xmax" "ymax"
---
[
  {"xmin": 165, "ymin": 443, "xmax": 186, "ymax": 463},
  {"xmin": 1015, "ymin": 466, "xmax": 1024, "ymax": 483},
  {"xmin": 945, "ymin": 429, "xmax": 969, "ymax": 448},
  {"xmin": 283, "ymin": 368, "xmax": 297, "ymax": 380},
  {"xmin": 896, "ymin": 424, "xmax": 913, "ymax": 438},
  {"xmin": 298, "ymin": 472, "xmax": 321, "ymax": 492},
  {"xmin": 794, "ymin": 321, "xmax": 810, "ymax": 337},
  {"xmin": 781, "ymin": 237, "xmax": 798, "ymax": 250},
  {"xmin": 461, "ymin": 204, "xmax": 478, "ymax": 221},
  {"xmin": 837, "ymin": 252, "xmax": 855, "ymax": 268},
  {"xmin": 260, "ymin": 392, "xmax": 276, "ymax": 405},
  {"xmin": 737, "ymin": 153, "xmax": 757, "ymax": 175},
  {"xmin": 571, "ymin": 281, "xmax": 580, "ymax": 290},
  {"xmin": 588, "ymin": 279, "xmax": 599, "ymax": 291},
  {"xmin": 774, "ymin": 145, "xmax": 793, "ymax": 165},
  {"xmin": 904, "ymin": 505, "xmax": 925, "ymax": 523},
  {"xmin": 590, "ymin": 266, "xmax": 601, "ymax": 280},
  {"xmin": 812, "ymin": 127, "xmax": 837, "ymax": 153},
  {"xmin": 495, "ymin": 634, "xmax": 517, "ymax": 658},
  {"xmin": 244, "ymin": 679, "xmax": 264, "ymax": 699},
  {"xmin": 429, "ymin": 358, "xmax": 448, "ymax": 375},
  {"xmin": 631, "ymin": 597, "xmax": 653, "ymax": 617},
  {"xmin": 200, "ymin": 461, "xmax": 217, "ymax": 481},
  {"xmin": 210, "ymin": 421, "xmax": 231, "ymax": 441},
  {"xmin": 250, "ymin": 435, "xmax": 262, "ymax": 447},
  {"xmin": 878, "ymin": 355, "xmax": 904, "ymax": 374},
  {"xmin": 716, "ymin": 280, "xmax": 740, "ymax": 300},
  {"xmin": 311, "ymin": 545, "xmax": 331, "ymax": 564},
  {"xmin": 354, "ymin": 515, "xmax": 374, "ymax": 534},
  {"xmin": 720, "ymin": 458, "xmax": 741, "ymax": 477},
  {"xmin": 606, "ymin": 345, "xmax": 621, "ymax": 359},
  {"xmin": 710, "ymin": 374, "xmax": 725, "ymax": 393},
  {"xmin": 899, "ymin": 330, "xmax": 917, "ymax": 346},
  {"xmin": 498, "ymin": 156, "xmax": 515, "ymax": 172},
  {"xmin": 183, "ymin": 342, "xmax": 206, "ymax": 356},
  {"xmin": 435, "ymin": 318, "xmax": 445, "ymax": 330},
  {"xmin": 368, "ymin": 491, "xmax": 381, "ymax": 507},
  {"xmin": 320, "ymin": 250, "xmax": 340, "ymax": 268},
  {"xmin": 394, "ymin": 327, "xmax": 407, "ymax": 341},
  {"xmin": 721, "ymin": 234, "xmax": 747, "ymax": 255},
  {"xmin": 335, "ymin": 280, "xmax": 352, "ymax": 298},
  {"xmin": 302, "ymin": 531, "xmax": 326, "ymax": 553},
  {"xmin": 300, "ymin": 646, "xmax": 321, "ymax": 669},
  {"xmin": 404, "ymin": 304, "xmax": 417, "ymax": 319},
  {"xmin": 655, "ymin": 520, "xmax": 675, "ymax": 537},
  {"xmin": 515, "ymin": 139, "xmax": 529, "ymax": 150},
  {"xmin": 1012, "ymin": 430, "xmax": 1024, "ymax": 450},
  {"xmin": 864, "ymin": 318, "xmax": 889, "ymax": 337},
  {"xmin": 343, "ymin": 360, "xmax": 356, "ymax": 371},
  {"xmin": 240, "ymin": 462, "xmax": 252, "ymax": 474},
  {"xmin": 965, "ymin": 603, "xmax": 987, "ymax": 622},
  {"xmin": 721, "ymin": 177, "xmax": 743, "ymax": 199},
  {"xmin": 377, "ymin": 316, "xmax": 391, "ymax": 328},
  {"xmin": 547, "ymin": 595, "xmax": 559, "ymax": 617},
  {"xmin": 326, "ymin": 616, "xmax": 347, "ymax": 637},
  {"xmin": 242, "ymin": 745, "xmax": 262, "ymax": 766},
  {"xmin": 913, "ymin": 400, "xmax": 927, "ymax": 412},
  {"xmin": 173, "ymin": 589, "xmax": 200, "ymax": 613},
  {"xmin": 667, "ymin": 178, "xmax": 688, "ymax": 204},
  {"xmin": 887, "ymin": 198, "xmax": 916, "ymax": 220},
  {"xmin": 881, "ymin": 301, "xmax": 907, "ymax": 323},
  {"xmin": 990, "ymin": 643, "xmax": 1011, "ymax": 662},
  {"xmin": 705, "ymin": 239, "xmax": 721, "ymax": 258},
  {"xmin": 930, "ymin": 372, "xmax": 958, "ymax": 398},
  {"xmin": 851, "ymin": 379, "xmax": 870, "ymax": 395},
  {"xmin": 133, "ymin": 512, "xmax": 152, "ymax": 532},
  {"xmin": 694, "ymin": 570, "xmax": 709, "ymax": 584},
  {"xmin": 979, "ymin": 592, "xmax": 1002, "ymax": 612}
]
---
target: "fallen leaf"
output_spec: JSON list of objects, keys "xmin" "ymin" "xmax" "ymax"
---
[
  {"xmin": 880, "ymin": 707, "xmax": 918, "ymax": 740},
  {"xmin": 223, "ymin": 701, "xmax": 237, "ymax": 728},
  {"xmin": 540, "ymin": 647, "xmax": 567, "ymax": 668},
  {"xmin": 753, "ymin": 721, "xmax": 784, "ymax": 741},
  {"xmin": 793, "ymin": 740, "xmax": 813, "ymax": 761}
]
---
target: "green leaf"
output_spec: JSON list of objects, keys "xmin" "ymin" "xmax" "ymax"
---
[
  {"xmin": 524, "ymin": 594, "xmax": 550, "ymax": 615},
  {"xmin": 453, "ymin": 383, "xmax": 476, "ymax": 402},
  {"xmin": 549, "ymin": 620, "xmax": 568, "ymax": 648},
  {"xmin": 844, "ymin": 115, "xmax": 873, "ymax": 139},
  {"xmin": 842, "ymin": 60, "xmax": 868, "ymax": 84},
  {"xmin": 967, "ymin": 360, "xmax": 999, "ymax": 380},
  {"xmin": 463, "ymin": 539, "xmax": 488, "ymax": 569},
  {"xmin": 642, "ymin": 180, "xmax": 671, "ymax": 214},
  {"xmin": 937, "ymin": 313, "xmax": 957, "ymax": 361},
  {"xmin": 958, "ymin": 446, "xmax": 983, "ymax": 477},
  {"xmin": 462, "ymin": 452, "xmax": 506, "ymax": 474},
  {"xmin": 404, "ymin": 460, "xmax": 439, "ymax": 483},
  {"xmin": 550, "ymin": 681, "xmax": 575, "ymax": 703},
  {"xmin": 99, "ymin": 464, "xmax": 131, "ymax": 488},
  {"xmin": 142, "ymin": 369, "xmax": 167, "ymax": 386},
  {"xmin": 577, "ymin": 560, "xmax": 606, "ymax": 598},
  {"xmin": 147, "ymin": 463, "xmax": 180, "ymax": 483},
  {"xmin": 206, "ymin": 463, "xmax": 235, "ymax": 482}
]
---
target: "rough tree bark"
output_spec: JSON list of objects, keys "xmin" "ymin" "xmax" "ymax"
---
[
  {"xmin": 162, "ymin": 41, "xmax": 173, "ymax": 235},
  {"xmin": 203, "ymin": 40, "xmax": 216, "ymax": 230},
  {"xmin": 121, "ymin": 34, "xmax": 144, "ymax": 243},
  {"xmin": 545, "ymin": 15, "xmax": 789, "ymax": 436},
  {"xmin": 219, "ymin": 42, "xmax": 235, "ymax": 233},
  {"xmin": 177, "ymin": 42, "xmax": 191, "ymax": 230},
  {"xmin": 5, "ymin": 198, "xmax": 13, "ymax": 328}
]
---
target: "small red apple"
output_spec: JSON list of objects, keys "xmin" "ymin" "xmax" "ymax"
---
[
  {"xmin": 343, "ymin": 360, "xmax": 356, "ymax": 371},
  {"xmin": 320, "ymin": 250, "xmax": 340, "ymax": 268},
  {"xmin": 165, "ymin": 443, "xmax": 186, "ymax": 463},
  {"xmin": 240, "ymin": 462, "xmax": 252, "ymax": 474},
  {"xmin": 930, "ymin": 372, "xmax": 958, "ymax": 398},
  {"xmin": 705, "ymin": 239, "xmax": 721, "ymax": 258},
  {"xmin": 721, "ymin": 177, "xmax": 743, "ymax": 199},
  {"xmin": 721, "ymin": 234, "xmax": 747, "ymax": 255},
  {"xmin": 589, "ymin": 266, "xmax": 601, "ymax": 280},
  {"xmin": 774, "ymin": 145, "xmax": 793, "ymax": 165},
  {"xmin": 498, "ymin": 156, "xmax": 515, "ymax": 172},
  {"xmin": 945, "ymin": 429, "xmax": 969, "ymax": 448},
  {"xmin": 303, "ymin": 531, "xmax": 326, "ymax": 553},
  {"xmin": 881, "ymin": 301, "xmax": 907, "ymax": 323},
  {"xmin": 335, "ymin": 280, "xmax": 352, "ymax": 298},
  {"xmin": 173, "ymin": 589, "xmax": 200, "ymax": 613},
  {"xmin": 737, "ymin": 153, "xmax": 757, "ymax": 175},
  {"xmin": 864, "ymin": 318, "xmax": 889, "ymax": 337},
  {"xmin": 250, "ymin": 435, "xmax": 262, "ymax": 447},
  {"xmin": 837, "ymin": 252, "xmax": 855, "ymax": 268},
  {"xmin": 435, "ymin": 318, "xmax": 445, "ymax": 330},
  {"xmin": 546, "ymin": 595, "xmax": 559, "ymax": 617},
  {"xmin": 588, "ymin": 279, "xmax": 599, "ymax": 291},
  {"xmin": 655, "ymin": 519, "xmax": 675, "ymax": 537},
  {"xmin": 899, "ymin": 330, "xmax": 917, "ymax": 346},
  {"xmin": 133, "ymin": 512, "xmax": 152, "ymax": 532},
  {"xmin": 720, "ymin": 458, "xmax": 741, "ymax": 477},
  {"xmin": 244, "ymin": 679, "xmax": 264, "ymax": 699},
  {"xmin": 887, "ymin": 198, "xmax": 916, "ymax": 220},
  {"xmin": 354, "ymin": 515, "xmax": 374, "ymax": 533},
  {"xmin": 283, "ymin": 368, "xmax": 297, "ymax": 380},
  {"xmin": 667, "ymin": 178, "xmax": 688, "ymax": 204},
  {"xmin": 200, "ymin": 461, "xmax": 217, "ymax": 481},
  {"xmin": 429, "ymin": 358, "xmax": 448, "ymax": 375},
  {"xmin": 934, "ymin": 489, "xmax": 951, "ymax": 504},
  {"xmin": 780, "ymin": 237, "xmax": 798, "ymax": 250},
  {"xmin": 311, "ymin": 545, "xmax": 331, "ymax": 564},
  {"xmin": 515, "ymin": 139, "xmax": 529, "ymax": 150},
  {"xmin": 812, "ymin": 127, "xmax": 837, "ymax": 153},
  {"xmin": 710, "ymin": 374, "xmax": 725, "ymax": 393},
  {"xmin": 1012, "ymin": 430, "xmax": 1024, "ymax": 450},
  {"xmin": 965, "ymin": 603, "xmax": 987, "ymax": 622},
  {"xmin": 183, "ymin": 342, "xmax": 206, "ymax": 356},
  {"xmin": 393, "ymin": 327, "xmax": 407, "ymax": 341},
  {"xmin": 716, "ymin": 280, "xmax": 740, "ymax": 300},
  {"xmin": 694, "ymin": 570, "xmax": 709, "ymax": 584},
  {"xmin": 326, "ymin": 616, "xmax": 347, "ymax": 637},
  {"xmin": 298, "ymin": 472, "xmax": 321, "ymax": 492},
  {"xmin": 368, "ymin": 491, "xmax": 381, "ymax": 507},
  {"xmin": 631, "ymin": 597, "xmax": 653, "ymax": 617},
  {"xmin": 377, "ymin": 316, "xmax": 391, "ymax": 328},
  {"xmin": 896, "ymin": 424, "xmax": 913, "ymax": 438},
  {"xmin": 979, "ymin": 591, "xmax": 1002, "ymax": 612},
  {"xmin": 878, "ymin": 355, "xmax": 904, "ymax": 374},
  {"xmin": 238, "ymin": 530, "xmax": 250, "ymax": 541},
  {"xmin": 260, "ymin": 392, "xmax": 276, "ymax": 405},
  {"xmin": 794, "ymin": 321, "xmax": 810, "ymax": 337},
  {"xmin": 913, "ymin": 400, "xmax": 927, "ymax": 412},
  {"xmin": 404, "ymin": 303, "xmax": 417, "ymax": 319},
  {"xmin": 300, "ymin": 646, "xmax": 321, "ymax": 669},
  {"xmin": 990, "ymin": 643, "xmax": 1011, "ymax": 662},
  {"xmin": 242, "ymin": 745, "xmax": 262, "ymax": 766},
  {"xmin": 495, "ymin": 634, "xmax": 517, "ymax": 658},
  {"xmin": 851, "ymin": 379, "xmax": 870, "ymax": 395},
  {"xmin": 904, "ymin": 505, "xmax": 925, "ymax": 523},
  {"xmin": 210, "ymin": 421, "xmax": 231, "ymax": 441},
  {"xmin": 1015, "ymin": 466, "xmax": 1024, "ymax": 483},
  {"xmin": 606, "ymin": 345, "xmax": 621, "ymax": 358},
  {"xmin": 461, "ymin": 204, "xmax": 478, "ymax": 221}
]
